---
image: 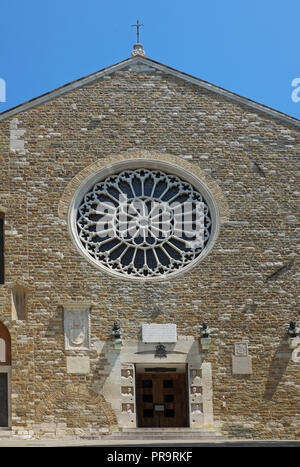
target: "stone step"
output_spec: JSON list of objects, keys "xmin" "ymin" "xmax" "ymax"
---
[
  {"xmin": 107, "ymin": 435, "xmax": 223, "ymax": 440},
  {"xmin": 119, "ymin": 427, "xmax": 217, "ymax": 433},
  {"xmin": 105, "ymin": 428, "xmax": 225, "ymax": 440},
  {"xmin": 0, "ymin": 430, "xmax": 12, "ymax": 438}
]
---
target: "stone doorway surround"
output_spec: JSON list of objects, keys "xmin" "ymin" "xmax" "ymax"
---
[{"xmin": 94, "ymin": 335, "xmax": 214, "ymax": 429}]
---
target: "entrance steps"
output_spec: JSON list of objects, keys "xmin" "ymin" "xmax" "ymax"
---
[
  {"xmin": 105, "ymin": 427, "xmax": 226, "ymax": 441},
  {"xmin": 0, "ymin": 429, "xmax": 12, "ymax": 439}
]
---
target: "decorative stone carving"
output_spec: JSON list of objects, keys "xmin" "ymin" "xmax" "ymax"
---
[
  {"xmin": 63, "ymin": 303, "xmax": 91, "ymax": 350},
  {"xmin": 191, "ymin": 403, "xmax": 203, "ymax": 424},
  {"xmin": 122, "ymin": 403, "xmax": 134, "ymax": 413},
  {"xmin": 191, "ymin": 403, "xmax": 203, "ymax": 414},
  {"xmin": 234, "ymin": 342, "xmax": 248, "ymax": 357},
  {"xmin": 154, "ymin": 344, "xmax": 167, "ymax": 358},
  {"xmin": 131, "ymin": 43, "xmax": 146, "ymax": 57},
  {"xmin": 74, "ymin": 167, "xmax": 212, "ymax": 279},
  {"xmin": 188, "ymin": 363, "xmax": 213, "ymax": 427},
  {"xmin": 120, "ymin": 364, "xmax": 136, "ymax": 427},
  {"xmin": 190, "ymin": 369, "xmax": 201, "ymax": 385},
  {"xmin": 232, "ymin": 341, "xmax": 252, "ymax": 374},
  {"xmin": 190, "ymin": 386, "xmax": 202, "ymax": 403},
  {"xmin": 121, "ymin": 386, "xmax": 134, "ymax": 401},
  {"xmin": 121, "ymin": 368, "xmax": 134, "ymax": 385}
]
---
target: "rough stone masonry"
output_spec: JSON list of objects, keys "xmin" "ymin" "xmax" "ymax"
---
[{"xmin": 0, "ymin": 53, "xmax": 299, "ymax": 440}]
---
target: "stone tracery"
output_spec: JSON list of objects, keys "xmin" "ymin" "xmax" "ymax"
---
[{"xmin": 75, "ymin": 168, "xmax": 213, "ymax": 278}]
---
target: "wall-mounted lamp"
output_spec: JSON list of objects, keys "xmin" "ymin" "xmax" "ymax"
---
[
  {"xmin": 287, "ymin": 321, "xmax": 299, "ymax": 349},
  {"xmin": 112, "ymin": 320, "xmax": 123, "ymax": 350},
  {"xmin": 200, "ymin": 322, "xmax": 212, "ymax": 350}
]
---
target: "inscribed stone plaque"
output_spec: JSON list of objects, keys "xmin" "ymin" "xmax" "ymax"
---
[
  {"xmin": 142, "ymin": 324, "xmax": 177, "ymax": 343},
  {"xmin": 66, "ymin": 356, "xmax": 90, "ymax": 374},
  {"xmin": 232, "ymin": 355, "xmax": 252, "ymax": 375}
]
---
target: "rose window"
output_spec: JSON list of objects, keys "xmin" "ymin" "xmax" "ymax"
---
[{"xmin": 74, "ymin": 168, "xmax": 214, "ymax": 279}]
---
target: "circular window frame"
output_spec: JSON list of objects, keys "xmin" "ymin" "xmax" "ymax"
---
[{"xmin": 68, "ymin": 159, "xmax": 220, "ymax": 281}]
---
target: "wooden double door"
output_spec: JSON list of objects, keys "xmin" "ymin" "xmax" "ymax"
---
[{"xmin": 136, "ymin": 372, "xmax": 188, "ymax": 427}]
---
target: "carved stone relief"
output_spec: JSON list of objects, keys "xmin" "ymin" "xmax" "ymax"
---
[
  {"xmin": 232, "ymin": 341, "xmax": 252, "ymax": 374},
  {"xmin": 119, "ymin": 364, "xmax": 136, "ymax": 427},
  {"xmin": 234, "ymin": 342, "xmax": 248, "ymax": 357},
  {"xmin": 63, "ymin": 303, "xmax": 91, "ymax": 350},
  {"xmin": 188, "ymin": 363, "xmax": 213, "ymax": 427}
]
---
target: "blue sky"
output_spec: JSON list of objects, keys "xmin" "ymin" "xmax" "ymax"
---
[{"xmin": 0, "ymin": 0, "xmax": 299, "ymax": 119}]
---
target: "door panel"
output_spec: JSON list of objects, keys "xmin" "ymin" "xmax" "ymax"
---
[
  {"xmin": 0, "ymin": 373, "xmax": 8, "ymax": 427},
  {"xmin": 136, "ymin": 372, "xmax": 187, "ymax": 427}
]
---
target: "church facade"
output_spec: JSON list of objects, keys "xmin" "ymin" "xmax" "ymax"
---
[{"xmin": 0, "ymin": 44, "xmax": 299, "ymax": 440}]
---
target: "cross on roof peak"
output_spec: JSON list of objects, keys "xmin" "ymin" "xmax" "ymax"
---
[
  {"xmin": 131, "ymin": 19, "xmax": 146, "ymax": 57},
  {"xmin": 131, "ymin": 19, "xmax": 144, "ymax": 44}
]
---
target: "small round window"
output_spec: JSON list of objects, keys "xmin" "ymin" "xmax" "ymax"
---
[{"xmin": 69, "ymin": 161, "xmax": 219, "ymax": 280}]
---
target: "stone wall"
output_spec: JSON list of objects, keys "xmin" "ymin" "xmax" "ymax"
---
[{"xmin": 0, "ymin": 62, "xmax": 299, "ymax": 439}]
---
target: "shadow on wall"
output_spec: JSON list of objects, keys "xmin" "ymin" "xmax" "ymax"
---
[
  {"xmin": 91, "ymin": 340, "xmax": 119, "ymax": 393},
  {"xmin": 263, "ymin": 337, "xmax": 292, "ymax": 401}
]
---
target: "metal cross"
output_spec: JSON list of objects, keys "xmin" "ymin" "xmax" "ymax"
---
[{"xmin": 131, "ymin": 19, "xmax": 144, "ymax": 43}]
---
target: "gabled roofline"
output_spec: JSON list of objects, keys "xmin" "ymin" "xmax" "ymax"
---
[{"xmin": 0, "ymin": 55, "xmax": 299, "ymax": 128}]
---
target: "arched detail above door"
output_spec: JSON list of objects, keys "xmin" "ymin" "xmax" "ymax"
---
[{"xmin": 0, "ymin": 322, "xmax": 11, "ymax": 366}]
